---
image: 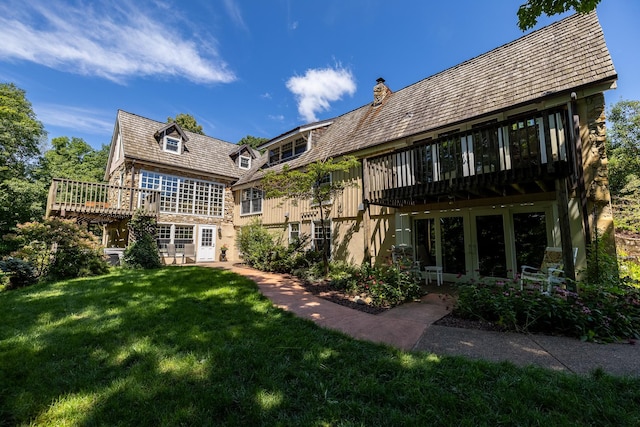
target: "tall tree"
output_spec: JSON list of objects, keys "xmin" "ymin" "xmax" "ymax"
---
[
  {"xmin": 166, "ymin": 113, "xmax": 204, "ymax": 135},
  {"xmin": 36, "ymin": 136, "xmax": 109, "ymax": 182},
  {"xmin": 0, "ymin": 83, "xmax": 46, "ymax": 181},
  {"xmin": 607, "ymin": 100, "xmax": 640, "ymax": 234},
  {"xmin": 517, "ymin": 0, "xmax": 602, "ymax": 30},
  {"xmin": 262, "ymin": 156, "xmax": 360, "ymax": 275},
  {"xmin": 237, "ymin": 135, "xmax": 269, "ymax": 151}
]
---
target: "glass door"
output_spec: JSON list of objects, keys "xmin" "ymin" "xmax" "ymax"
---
[{"xmin": 475, "ymin": 214, "xmax": 507, "ymax": 278}]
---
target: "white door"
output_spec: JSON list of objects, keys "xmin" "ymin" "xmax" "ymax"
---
[{"xmin": 197, "ymin": 225, "xmax": 216, "ymax": 262}]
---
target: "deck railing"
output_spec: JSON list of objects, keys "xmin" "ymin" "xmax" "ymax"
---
[
  {"xmin": 46, "ymin": 178, "xmax": 160, "ymax": 218},
  {"xmin": 364, "ymin": 107, "xmax": 574, "ymax": 207}
]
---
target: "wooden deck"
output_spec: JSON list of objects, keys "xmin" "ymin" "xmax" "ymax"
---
[{"xmin": 46, "ymin": 178, "xmax": 160, "ymax": 223}]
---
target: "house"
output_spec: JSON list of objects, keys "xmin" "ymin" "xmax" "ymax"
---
[
  {"xmin": 233, "ymin": 12, "xmax": 617, "ymax": 283},
  {"xmin": 46, "ymin": 12, "xmax": 617, "ymax": 281},
  {"xmin": 47, "ymin": 110, "xmax": 258, "ymax": 263}
]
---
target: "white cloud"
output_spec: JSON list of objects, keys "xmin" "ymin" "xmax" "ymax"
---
[
  {"xmin": 261, "ymin": 92, "xmax": 272, "ymax": 99},
  {"xmin": 286, "ymin": 66, "xmax": 356, "ymax": 122},
  {"xmin": 35, "ymin": 104, "xmax": 114, "ymax": 135},
  {"xmin": 268, "ymin": 114, "xmax": 285, "ymax": 122},
  {"xmin": 223, "ymin": 0, "xmax": 247, "ymax": 31},
  {"xmin": 0, "ymin": 1, "xmax": 236, "ymax": 84}
]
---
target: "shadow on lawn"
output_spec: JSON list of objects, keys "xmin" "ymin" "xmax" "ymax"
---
[{"xmin": 2, "ymin": 267, "xmax": 639, "ymax": 426}]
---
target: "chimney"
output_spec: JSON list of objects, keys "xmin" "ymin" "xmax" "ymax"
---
[{"xmin": 373, "ymin": 77, "xmax": 391, "ymax": 106}]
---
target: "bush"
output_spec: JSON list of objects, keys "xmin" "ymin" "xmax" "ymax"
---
[
  {"xmin": 0, "ymin": 257, "xmax": 37, "ymax": 290},
  {"xmin": 341, "ymin": 263, "xmax": 424, "ymax": 308},
  {"xmin": 122, "ymin": 211, "xmax": 161, "ymax": 269},
  {"xmin": 453, "ymin": 281, "xmax": 640, "ymax": 342},
  {"xmin": 7, "ymin": 218, "xmax": 109, "ymax": 282},
  {"xmin": 236, "ymin": 221, "xmax": 310, "ymax": 273}
]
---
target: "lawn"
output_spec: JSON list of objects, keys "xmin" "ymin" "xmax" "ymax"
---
[{"xmin": 1, "ymin": 267, "xmax": 639, "ymax": 426}]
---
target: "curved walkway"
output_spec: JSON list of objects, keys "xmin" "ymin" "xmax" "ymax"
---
[{"xmin": 210, "ymin": 263, "xmax": 640, "ymax": 377}]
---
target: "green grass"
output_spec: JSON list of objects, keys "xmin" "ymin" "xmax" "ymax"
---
[{"xmin": 1, "ymin": 267, "xmax": 639, "ymax": 426}]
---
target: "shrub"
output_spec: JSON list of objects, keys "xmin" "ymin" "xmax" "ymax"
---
[
  {"xmin": 7, "ymin": 218, "xmax": 109, "ymax": 282},
  {"xmin": 236, "ymin": 221, "xmax": 310, "ymax": 273},
  {"xmin": 453, "ymin": 281, "xmax": 640, "ymax": 342},
  {"xmin": 0, "ymin": 257, "xmax": 37, "ymax": 290},
  {"xmin": 122, "ymin": 211, "xmax": 161, "ymax": 269},
  {"xmin": 346, "ymin": 263, "xmax": 424, "ymax": 308}
]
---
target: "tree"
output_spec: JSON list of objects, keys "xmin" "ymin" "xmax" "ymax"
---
[
  {"xmin": 262, "ymin": 156, "xmax": 360, "ymax": 275},
  {"xmin": 0, "ymin": 83, "xmax": 46, "ymax": 181},
  {"xmin": 237, "ymin": 135, "xmax": 269, "ymax": 151},
  {"xmin": 517, "ymin": 0, "xmax": 602, "ymax": 31},
  {"xmin": 606, "ymin": 100, "xmax": 640, "ymax": 234},
  {"xmin": 36, "ymin": 136, "xmax": 109, "ymax": 182},
  {"xmin": 166, "ymin": 113, "xmax": 204, "ymax": 135}
]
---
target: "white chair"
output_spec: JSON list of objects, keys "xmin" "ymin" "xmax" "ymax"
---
[
  {"xmin": 182, "ymin": 243, "xmax": 196, "ymax": 264},
  {"xmin": 520, "ymin": 247, "xmax": 577, "ymax": 293},
  {"xmin": 391, "ymin": 244, "xmax": 422, "ymax": 277},
  {"xmin": 167, "ymin": 243, "xmax": 177, "ymax": 265}
]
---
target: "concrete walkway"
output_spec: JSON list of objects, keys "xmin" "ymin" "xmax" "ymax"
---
[{"xmin": 211, "ymin": 263, "xmax": 640, "ymax": 377}]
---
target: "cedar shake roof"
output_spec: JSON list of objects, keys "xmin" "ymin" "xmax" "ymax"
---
[
  {"xmin": 235, "ymin": 12, "xmax": 616, "ymax": 186},
  {"xmin": 116, "ymin": 110, "xmax": 242, "ymax": 179}
]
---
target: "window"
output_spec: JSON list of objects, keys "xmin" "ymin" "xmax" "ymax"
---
[
  {"xmin": 157, "ymin": 224, "xmax": 194, "ymax": 252},
  {"xmin": 164, "ymin": 136, "xmax": 181, "ymax": 153},
  {"xmin": 289, "ymin": 222, "xmax": 300, "ymax": 243},
  {"xmin": 313, "ymin": 221, "xmax": 331, "ymax": 258},
  {"xmin": 239, "ymin": 155, "xmax": 251, "ymax": 170},
  {"xmin": 241, "ymin": 188, "xmax": 263, "ymax": 215},
  {"xmin": 140, "ymin": 170, "xmax": 224, "ymax": 217},
  {"xmin": 268, "ymin": 137, "xmax": 309, "ymax": 165}
]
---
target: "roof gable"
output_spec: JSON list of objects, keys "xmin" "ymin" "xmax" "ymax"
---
[{"xmin": 115, "ymin": 110, "xmax": 241, "ymax": 179}]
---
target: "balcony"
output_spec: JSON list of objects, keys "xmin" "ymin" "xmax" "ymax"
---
[
  {"xmin": 364, "ymin": 108, "xmax": 574, "ymax": 207},
  {"xmin": 46, "ymin": 178, "xmax": 160, "ymax": 222}
]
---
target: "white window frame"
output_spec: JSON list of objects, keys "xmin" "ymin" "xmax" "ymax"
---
[
  {"xmin": 312, "ymin": 220, "xmax": 331, "ymax": 258},
  {"xmin": 157, "ymin": 224, "xmax": 194, "ymax": 253},
  {"xmin": 164, "ymin": 136, "xmax": 182, "ymax": 154},
  {"xmin": 288, "ymin": 222, "xmax": 300, "ymax": 243},
  {"xmin": 311, "ymin": 173, "xmax": 333, "ymax": 207},
  {"xmin": 140, "ymin": 170, "xmax": 224, "ymax": 217},
  {"xmin": 239, "ymin": 155, "xmax": 251, "ymax": 170},
  {"xmin": 240, "ymin": 188, "xmax": 263, "ymax": 215}
]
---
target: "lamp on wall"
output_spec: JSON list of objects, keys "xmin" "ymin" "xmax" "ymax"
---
[{"xmin": 284, "ymin": 212, "xmax": 289, "ymax": 219}]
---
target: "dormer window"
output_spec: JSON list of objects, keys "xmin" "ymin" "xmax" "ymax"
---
[
  {"xmin": 239, "ymin": 155, "xmax": 251, "ymax": 170},
  {"xmin": 164, "ymin": 136, "xmax": 181, "ymax": 154},
  {"xmin": 268, "ymin": 137, "xmax": 308, "ymax": 165}
]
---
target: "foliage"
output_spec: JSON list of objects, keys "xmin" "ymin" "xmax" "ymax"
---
[
  {"xmin": 0, "ymin": 82, "xmax": 46, "ymax": 182},
  {"xmin": 7, "ymin": 218, "xmax": 108, "ymax": 282},
  {"xmin": 583, "ymin": 231, "xmax": 619, "ymax": 287},
  {"xmin": 262, "ymin": 156, "xmax": 360, "ymax": 275},
  {"xmin": 166, "ymin": 113, "xmax": 204, "ymax": 135},
  {"xmin": 0, "ymin": 178, "xmax": 47, "ymax": 256},
  {"xmin": 453, "ymin": 281, "xmax": 640, "ymax": 342},
  {"xmin": 324, "ymin": 261, "xmax": 424, "ymax": 308},
  {"xmin": 236, "ymin": 220, "xmax": 309, "ymax": 273},
  {"xmin": 606, "ymin": 100, "xmax": 640, "ymax": 197},
  {"xmin": 517, "ymin": 0, "xmax": 602, "ymax": 31},
  {"xmin": 35, "ymin": 136, "xmax": 109, "ymax": 183},
  {"xmin": 349, "ymin": 263, "xmax": 424, "ymax": 307},
  {"xmin": 122, "ymin": 210, "xmax": 161, "ymax": 269},
  {"xmin": 0, "ymin": 257, "xmax": 36, "ymax": 290},
  {"xmin": 3, "ymin": 268, "xmax": 640, "ymax": 425},
  {"xmin": 237, "ymin": 135, "xmax": 269, "ymax": 151}
]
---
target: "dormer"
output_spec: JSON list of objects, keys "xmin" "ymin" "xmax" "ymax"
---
[
  {"xmin": 230, "ymin": 144, "xmax": 260, "ymax": 170},
  {"xmin": 154, "ymin": 122, "xmax": 189, "ymax": 155},
  {"xmin": 260, "ymin": 119, "xmax": 333, "ymax": 167}
]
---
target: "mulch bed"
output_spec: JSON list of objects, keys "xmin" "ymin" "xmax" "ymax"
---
[{"xmin": 297, "ymin": 277, "xmax": 504, "ymax": 331}]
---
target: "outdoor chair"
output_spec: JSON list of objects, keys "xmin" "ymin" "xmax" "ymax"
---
[
  {"xmin": 182, "ymin": 243, "xmax": 196, "ymax": 264},
  {"xmin": 167, "ymin": 243, "xmax": 177, "ymax": 265},
  {"xmin": 391, "ymin": 244, "xmax": 422, "ymax": 278},
  {"xmin": 520, "ymin": 247, "xmax": 577, "ymax": 293}
]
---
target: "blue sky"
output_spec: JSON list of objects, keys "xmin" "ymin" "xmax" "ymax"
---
[{"xmin": 0, "ymin": 0, "xmax": 638, "ymax": 150}]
